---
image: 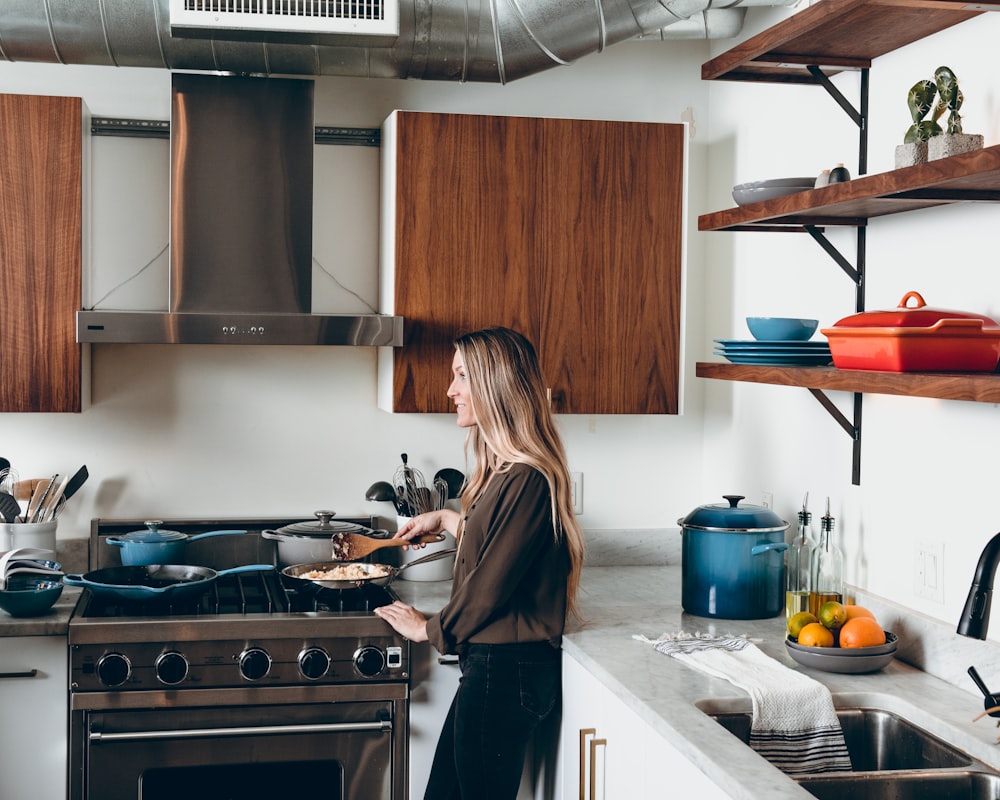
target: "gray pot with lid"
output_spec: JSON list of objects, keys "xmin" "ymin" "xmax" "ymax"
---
[{"xmin": 262, "ymin": 511, "xmax": 387, "ymax": 566}]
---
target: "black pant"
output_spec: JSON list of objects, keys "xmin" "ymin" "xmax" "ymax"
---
[{"xmin": 424, "ymin": 641, "xmax": 561, "ymax": 800}]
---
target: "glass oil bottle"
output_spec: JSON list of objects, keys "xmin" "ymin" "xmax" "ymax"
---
[
  {"xmin": 809, "ymin": 496, "xmax": 844, "ymax": 616},
  {"xmin": 785, "ymin": 493, "xmax": 813, "ymax": 619}
]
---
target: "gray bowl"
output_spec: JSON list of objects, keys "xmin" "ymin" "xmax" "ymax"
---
[
  {"xmin": 733, "ymin": 177, "xmax": 816, "ymax": 206},
  {"xmin": 785, "ymin": 631, "xmax": 897, "ymax": 673}
]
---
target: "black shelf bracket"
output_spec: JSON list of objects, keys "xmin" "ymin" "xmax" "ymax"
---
[
  {"xmin": 807, "ymin": 65, "xmax": 869, "ymax": 176},
  {"xmin": 808, "ymin": 389, "xmax": 863, "ymax": 485}
]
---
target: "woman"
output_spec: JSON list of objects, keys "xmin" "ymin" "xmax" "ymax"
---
[{"xmin": 374, "ymin": 326, "xmax": 584, "ymax": 800}]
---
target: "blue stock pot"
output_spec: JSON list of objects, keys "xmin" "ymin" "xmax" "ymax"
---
[{"xmin": 677, "ymin": 495, "xmax": 790, "ymax": 619}]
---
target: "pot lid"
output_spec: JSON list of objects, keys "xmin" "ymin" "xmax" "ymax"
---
[
  {"xmin": 275, "ymin": 511, "xmax": 372, "ymax": 537},
  {"xmin": 119, "ymin": 521, "xmax": 188, "ymax": 543},
  {"xmin": 829, "ymin": 291, "xmax": 1000, "ymax": 330},
  {"xmin": 678, "ymin": 495, "xmax": 788, "ymax": 533}
]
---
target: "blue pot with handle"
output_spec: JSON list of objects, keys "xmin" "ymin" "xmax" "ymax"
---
[
  {"xmin": 678, "ymin": 495, "xmax": 789, "ymax": 619},
  {"xmin": 105, "ymin": 521, "xmax": 247, "ymax": 566}
]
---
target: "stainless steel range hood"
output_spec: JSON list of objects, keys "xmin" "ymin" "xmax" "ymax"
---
[{"xmin": 77, "ymin": 73, "xmax": 402, "ymax": 346}]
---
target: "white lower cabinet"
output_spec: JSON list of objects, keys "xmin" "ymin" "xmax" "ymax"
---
[
  {"xmin": 557, "ymin": 653, "xmax": 730, "ymax": 799},
  {"xmin": 0, "ymin": 635, "xmax": 68, "ymax": 800}
]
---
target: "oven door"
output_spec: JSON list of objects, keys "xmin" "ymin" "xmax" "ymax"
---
[{"xmin": 70, "ymin": 684, "xmax": 408, "ymax": 800}]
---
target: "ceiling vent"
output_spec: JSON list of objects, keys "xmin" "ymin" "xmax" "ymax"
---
[{"xmin": 169, "ymin": 0, "xmax": 399, "ymax": 45}]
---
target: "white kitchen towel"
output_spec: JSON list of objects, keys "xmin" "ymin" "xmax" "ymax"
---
[{"xmin": 635, "ymin": 632, "xmax": 852, "ymax": 776}]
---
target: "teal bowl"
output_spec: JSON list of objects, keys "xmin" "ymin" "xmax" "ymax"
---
[
  {"xmin": 0, "ymin": 579, "xmax": 63, "ymax": 617},
  {"xmin": 746, "ymin": 317, "xmax": 818, "ymax": 341}
]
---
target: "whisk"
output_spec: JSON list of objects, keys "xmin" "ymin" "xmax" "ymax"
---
[{"xmin": 392, "ymin": 453, "xmax": 432, "ymax": 516}]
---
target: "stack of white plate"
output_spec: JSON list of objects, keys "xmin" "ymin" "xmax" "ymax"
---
[{"xmin": 714, "ymin": 339, "xmax": 833, "ymax": 366}]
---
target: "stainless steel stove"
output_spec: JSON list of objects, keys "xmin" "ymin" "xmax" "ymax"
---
[{"xmin": 68, "ymin": 516, "xmax": 410, "ymax": 800}]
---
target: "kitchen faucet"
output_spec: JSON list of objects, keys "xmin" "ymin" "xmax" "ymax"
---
[{"xmin": 957, "ymin": 531, "xmax": 1000, "ymax": 639}]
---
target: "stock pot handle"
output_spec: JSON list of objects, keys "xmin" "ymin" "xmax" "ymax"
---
[{"xmin": 750, "ymin": 542, "xmax": 789, "ymax": 556}]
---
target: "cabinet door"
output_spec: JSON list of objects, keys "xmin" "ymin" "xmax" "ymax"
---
[
  {"xmin": 536, "ymin": 118, "xmax": 684, "ymax": 415},
  {"xmin": 386, "ymin": 111, "xmax": 537, "ymax": 413},
  {"xmin": 0, "ymin": 94, "xmax": 83, "ymax": 412},
  {"xmin": 0, "ymin": 636, "xmax": 68, "ymax": 799},
  {"xmin": 382, "ymin": 111, "xmax": 684, "ymax": 415}
]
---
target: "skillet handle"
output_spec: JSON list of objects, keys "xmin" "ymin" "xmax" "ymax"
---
[{"xmin": 395, "ymin": 547, "xmax": 457, "ymax": 573}]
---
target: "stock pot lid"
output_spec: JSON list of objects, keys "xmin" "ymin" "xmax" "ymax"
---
[
  {"xmin": 119, "ymin": 521, "xmax": 188, "ymax": 543},
  {"xmin": 275, "ymin": 511, "xmax": 372, "ymax": 537},
  {"xmin": 678, "ymin": 495, "xmax": 788, "ymax": 533}
]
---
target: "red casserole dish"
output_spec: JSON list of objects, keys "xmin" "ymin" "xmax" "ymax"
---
[{"xmin": 821, "ymin": 291, "xmax": 1000, "ymax": 372}]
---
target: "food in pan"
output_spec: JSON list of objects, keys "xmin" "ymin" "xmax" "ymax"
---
[{"xmin": 298, "ymin": 563, "xmax": 391, "ymax": 581}]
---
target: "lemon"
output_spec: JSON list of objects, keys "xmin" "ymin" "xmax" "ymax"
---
[
  {"xmin": 818, "ymin": 600, "xmax": 848, "ymax": 630},
  {"xmin": 787, "ymin": 611, "xmax": 819, "ymax": 639}
]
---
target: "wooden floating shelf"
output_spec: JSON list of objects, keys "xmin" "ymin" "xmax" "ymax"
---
[
  {"xmin": 701, "ymin": 0, "xmax": 998, "ymax": 85},
  {"xmin": 695, "ymin": 362, "xmax": 1000, "ymax": 404}
]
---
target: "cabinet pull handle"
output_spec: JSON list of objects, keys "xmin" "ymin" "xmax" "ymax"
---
[
  {"xmin": 579, "ymin": 727, "xmax": 595, "ymax": 800},
  {"xmin": 589, "ymin": 737, "xmax": 607, "ymax": 800},
  {"xmin": 0, "ymin": 669, "xmax": 38, "ymax": 679}
]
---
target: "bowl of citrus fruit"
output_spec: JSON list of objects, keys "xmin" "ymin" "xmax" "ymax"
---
[{"xmin": 785, "ymin": 601, "xmax": 897, "ymax": 673}]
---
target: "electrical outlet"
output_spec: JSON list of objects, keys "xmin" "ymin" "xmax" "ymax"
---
[
  {"xmin": 915, "ymin": 540, "xmax": 945, "ymax": 603},
  {"xmin": 761, "ymin": 492, "xmax": 774, "ymax": 510},
  {"xmin": 571, "ymin": 472, "xmax": 583, "ymax": 515}
]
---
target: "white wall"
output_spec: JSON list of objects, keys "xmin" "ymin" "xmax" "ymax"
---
[
  {"xmin": 701, "ymin": 9, "xmax": 1000, "ymax": 637},
  {"xmin": 0, "ymin": 38, "xmax": 709, "ymax": 537}
]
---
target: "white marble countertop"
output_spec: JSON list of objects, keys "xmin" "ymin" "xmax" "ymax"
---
[{"xmin": 561, "ymin": 565, "xmax": 1000, "ymax": 799}]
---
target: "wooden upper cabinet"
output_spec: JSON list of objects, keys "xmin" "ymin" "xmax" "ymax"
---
[
  {"xmin": 0, "ymin": 94, "xmax": 84, "ymax": 413},
  {"xmin": 381, "ymin": 111, "xmax": 684, "ymax": 414}
]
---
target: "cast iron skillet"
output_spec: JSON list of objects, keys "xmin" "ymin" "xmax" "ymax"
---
[{"xmin": 63, "ymin": 564, "xmax": 274, "ymax": 603}]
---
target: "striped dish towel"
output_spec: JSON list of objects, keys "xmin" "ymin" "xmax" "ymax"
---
[{"xmin": 635, "ymin": 632, "xmax": 852, "ymax": 776}]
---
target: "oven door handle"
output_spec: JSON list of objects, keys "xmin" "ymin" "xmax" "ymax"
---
[{"xmin": 90, "ymin": 719, "xmax": 392, "ymax": 743}]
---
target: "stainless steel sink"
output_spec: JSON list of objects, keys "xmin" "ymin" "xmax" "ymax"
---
[
  {"xmin": 706, "ymin": 705, "xmax": 1000, "ymax": 799},
  {"xmin": 798, "ymin": 770, "xmax": 1000, "ymax": 800},
  {"xmin": 709, "ymin": 707, "xmax": 972, "ymax": 771}
]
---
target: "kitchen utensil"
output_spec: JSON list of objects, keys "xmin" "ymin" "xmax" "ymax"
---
[
  {"xmin": 433, "ymin": 467, "xmax": 465, "ymax": 499},
  {"xmin": 281, "ymin": 546, "xmax": 457, "ymax": 592},
  {"xmin": 746, "ymin": 317, "xmax": 818, "ymax": 341},
  {"xmin": 261, "ymin": 511, "xmax": 386, "ymax": 566},
  {"xmin": 968, "ymin": 666, "xmax": 1000, "ymax": 717},
  {"xmin": 785, "ymin": 631, "xmax": 897, "ymax": 673},
  {"xmin": 822, "ymin": 291, "xmax": 1000, "ymax": 372},
  {"xmin": 105, "ymin": 522, "xmax": 249, "ymax": 566},
  {"xmin": 394, "ymin": 454, "xmax": 430, "ymax": 515},
  {"xmin": 36, "ymin": 473, "xmax": 70, "ymax": 523},
  {"xmin": 365, "ymin": 481, "xmax": 399, "ymax": 504},
  {"xmin": 677, "ymin": 495, "xmax": 789, "ymax": 619},
  {"xmin": 0, "ymin": 491, "xmax": 20, "ymax": 524},
  {"xmin": 26, "ymin": 475, "xmax": 57, "ymax": 523},
  {"xmin": 63, "ymin": 563, "xmax": 274, "ymax": 603},
  {"xmin": 433, "ymin": 477, "xmax": 448, "ymax": 510},
  {"xmin": 59, "ymin": 465, "xmax": 89, "ymax": 505},
  {"xmin": 326, "ymin": 530, "xmax": 446, "ymax": 560}
]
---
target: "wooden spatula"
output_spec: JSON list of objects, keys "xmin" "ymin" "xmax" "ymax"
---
[{"xmin": 331, "ymin": 531, "xmax": 446, "ymax": 560}]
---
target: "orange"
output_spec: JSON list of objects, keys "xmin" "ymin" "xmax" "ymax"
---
[
  {"xmin": 845, "ymin": 604, "xmax": 876, "ymax": 621},
  {"xmin": 797, "ymin": 622, "xmax": 835, "ymax": 648},
  {"xmin": 839, "ymin": 617, "xmax": 886, "ymax": 648},
  {"xmin": 818, "ymin": 601, "xmax": 848, "ymax": 630},
  {"xmin": 787, "ymin": 611, "xmax": 819, "ymax": 639}
]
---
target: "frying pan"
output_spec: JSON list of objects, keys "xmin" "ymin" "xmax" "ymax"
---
[
  {"xmin": 63, "ymin": 564, "xmax": 274, "ymax": 603},
  {"xmin": 282, "ymin": 547, "xmax": 457, "ymax": 592}
]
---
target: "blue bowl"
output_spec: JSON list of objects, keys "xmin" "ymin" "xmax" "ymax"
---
[
  {"xmin": 0, "ymin": 579, "xmax": 63, "ymax": 617},
  {"xmin": 746, "ymin": 317, "xmax": 818, "ymax": 341}
]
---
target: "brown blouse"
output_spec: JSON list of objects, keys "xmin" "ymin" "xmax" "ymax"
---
[{"xmin": 425, "ymin": 462, "xmax": 570, "ymax": 655}]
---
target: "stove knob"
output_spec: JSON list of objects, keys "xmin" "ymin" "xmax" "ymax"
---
[
  {"xmin": 298, "ymin": 647, "xmax": 331, "ymax": 680},
  {"xmin": 353, "ymin": 646, "xmax": 386, "ymax": 677},
  {"xmin": 238, "ymin": 647, "xmax": 271, "ymax": 681},
  {"xmin": 96, "ymin": 652, "xmax": 132, "ymax": 688},
  {"xmin": 155, "ymin": 651, "xmax": 189, "ymax": 686}
]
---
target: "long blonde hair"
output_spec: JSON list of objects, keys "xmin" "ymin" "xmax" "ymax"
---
[{"xmin": 454, "ymin": 327, "xmax": 585, "ymax": 620}]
